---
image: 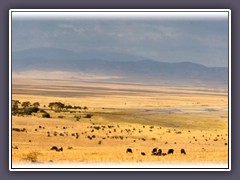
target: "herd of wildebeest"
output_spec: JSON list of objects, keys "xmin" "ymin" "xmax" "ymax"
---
[
  {"xmin": 13, "ymin": 121, "xmax": 190, "ymax": 158},
  {"xmin": 12, "ymin": 114, "xmax": 228, "ymax": 161},
  {"xmin": 12, "ymin": 118, "xmax": 226, "ymax": 162},
  {"xmin": 48, "ymin": 146, "xmax": 186, "ymax": 156},
  {"xmin": 126, "ymin": 147, "xmax": 186, "ymax": 156},
  {"xmin": 12, "ymin": 100, "xmax": 228, "ymax": 163}
]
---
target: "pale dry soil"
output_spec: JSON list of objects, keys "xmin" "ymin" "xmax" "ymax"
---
[{"xmin": 11, "ymin": 78, "xmax": 229, "ymax": 166}]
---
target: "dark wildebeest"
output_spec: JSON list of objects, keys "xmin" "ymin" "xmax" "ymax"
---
[
  {"xmin": 50, "ymin": 146, "xmax": 58, "ymax": 151},
  {"xmin": 181, "ymin": 149, "xmax": 186, "ymax": 154},
  {"xmin": 162, "ymin": 153, "xmax": 167, "ymax": 156},
  {"xmin": 141, "ymin": 152, "xmax": 146, "ymax": 156},
  {"xmin": 50, "ymin": 146, "xmax": 63, "ymax": 152},
  {"xmin": 168, "ymin": 149, "xmax": 174, "ymax": 154},
  {"xmin": 126, "ymin": 148, "xmax": 133, "ymax": 153},
  {"xmin": 157, "ymin": 149, "xmax": 162, "ymax": 156},
  {"xmin": 13, "ymin": 146, "xmax": 18, "ymax": 149},
  {"xmin": 152, "ymin": 147, "xmax": 158, "ymax": 155}
]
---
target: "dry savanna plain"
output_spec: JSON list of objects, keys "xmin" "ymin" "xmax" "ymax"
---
[{"xmin": 11, "ymin": 77, "xmax": 229, "ymax": 168}]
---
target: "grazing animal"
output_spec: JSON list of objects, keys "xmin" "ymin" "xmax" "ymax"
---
[
  {"xmin": 50, "ymin": 146, "xmax": 63, "ymax": 152},
  {"xmin": 162, "ymin": 153, "xmax": 167, "ymax": 156},
  {"xmin": 50, "ymin": 146, "xmax": 58, "ymax": 151},
  {"xmin": 12, "ymin": 146, "xmax": 18, "ymax": 149},
  {"xmin": 157, "ymin": 149, "xmax": 162, "ymax": 155},
  {"xmin": 152, "ymin": 147, "xmax": 158, "ymax": 155},
  {"xmin": 57, "ymin": 147, "xmax": 63, "ymax": 152},
  {"xmin": 141, "ymin": 152, "xmax": 146, "ymax": 156},
  {"xmin": 181, "ymin": 149, "xmax": 186, "ymax": 154},
  {"xmin": 168, "ymin": 149, "xmax": 174, "ymax": 154},
  {"xmin": 126, "ymin": 148, "xmax": 133, "ymax": 153}
]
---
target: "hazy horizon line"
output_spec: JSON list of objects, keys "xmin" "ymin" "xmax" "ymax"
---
[{"xmin": 12, "ymin": 47, "xmax": 228, "ymax": 68}]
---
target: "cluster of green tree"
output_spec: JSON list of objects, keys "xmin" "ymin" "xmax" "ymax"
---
[
  {"xmin": 12, "ymin": 100, "xmax": 40, "ymax": 110},
  {"xmin": 48, "ymin": 102, "xmax": 88, "ymax": 111},
  {"xmin": 12, "ymin": 100, "xmax": 51, "ymax": 118},
  {"xmin": 48, "ymin": 102, "xmax": 65, "ymax": 111},
  {"xmin": 65, "ymin": 105, "xmax": 82, "ymax": 109},
  {"xmin": 12, "ymin": 100, "xmax": 89, "ymax": 118},
  {"xmin": 12, "ymin": 100, "xmax": 41, "ymax": 115}
]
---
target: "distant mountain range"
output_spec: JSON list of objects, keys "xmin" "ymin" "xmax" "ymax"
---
[
  {"xmin": 12, "ymin": 47, "xmax": 145, "ymax": 62},
  {"xmin": 12, "ymin": 47, "xmax": 228, "ymax": 86}
]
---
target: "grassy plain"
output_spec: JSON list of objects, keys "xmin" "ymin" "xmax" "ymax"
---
[{"xmin": 11, "ymin": 78, "xmax": 229, "ymax": 167}]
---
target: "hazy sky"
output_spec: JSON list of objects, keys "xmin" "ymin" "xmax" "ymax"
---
[{"xmin": 12, "ymin": 11, "xmax": 229, "ymax": 67}]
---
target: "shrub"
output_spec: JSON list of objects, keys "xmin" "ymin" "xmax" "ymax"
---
[
  {"xmin": 23, "ymin": 107, "xmax": 39, "ymax": 115},
  {"xmin": 12, "ymin": 107, "xmax": 40, "ymax": 116},
  {"xmin": 42, "ymin": 113, "xmax": 50, "ymax": 118},
  {"xmin": 12, "ymin": 128, "xmax": 26, "ymax": 132},
  {"xmin": 40, "ymin": 109, "xmax": 46, "ymax": 113},
  {"xmin": 73, "ymin": 106, "xmax": 81, "ymax": 109},
  {"xmin": 74, "ymin": 115, "xmax": 81, "ymax": 121},
  {"xmin": 12, "ymin": 110, "xmax": 19, "ymax": 116},
  {"xmin": 65, "ymin": 105, "xmax": 73, "ymax": 109},
  {"xmin": 23, "ymin": 151, "xmax": 41, "ymax": 163},
  {"xmin": 84, "ymin": 114, "xmax": 93, "ymax": 118}
]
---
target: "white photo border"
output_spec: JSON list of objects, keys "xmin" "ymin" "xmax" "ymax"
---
[{"xmin": 9, "ymin": 9, "xmax": 231, "ymax": 171}]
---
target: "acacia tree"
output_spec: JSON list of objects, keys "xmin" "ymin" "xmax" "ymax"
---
[
  {"xmin": 48, "ymin": 102, "xmax": 54, "ymax": 110},
  {"xmin": 54, "ymin": 102, "xmax": 65, "ymax": 111},
  {"xmin": 21, "ymin": 101, "xmax": 31, "ymax": 109},
  {"xmin": 33, "ymin": 102, "xmax": 40, "ymax": 108},
  {"xmin": 48, "ymin": 102, "xmax": 65, "ymax": 111},
  {"xmin": 12, "ymin": 100, "xmax": 21, "ymax": 110}
]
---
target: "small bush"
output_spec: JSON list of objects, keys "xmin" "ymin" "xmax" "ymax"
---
[
  {"xmin": 40, "ymin": 109, "xmax": 46, "ymax": 113},
  {"xmin": 12, "ymin": 110, "xmax": 19, "ymax": 116},
  {"xmin": 23, "ymin": 151, "xmax": 41, "ymax": 163},
  {"xmin": 73, "ymin": 106, "xmax": 81, "ymax": 109},
  {"xmin": 12, "ymin": 128, "xmax": 26, "ymax": 132},
  {"xmin": 74, "ymin": 115, "xmax": 81, "ymax": 121},
  {"xmin": 23, "ymin": 107, "xmax": 39, "ymax": 115},
  {"xmin": 42, "ymin": 113, "xmax": 50, "ymax": 118},
  {"xmin": 84, "ymin": 114, "xmax": 93, "ymax": 118},
  {"xmin": 65, "ymin": 105, "xmax": 73, "ymax": 109}
]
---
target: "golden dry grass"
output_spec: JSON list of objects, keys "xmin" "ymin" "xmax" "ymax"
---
[{"xmin": 11, "ymin": 78, "xmax": 228, "ymax": 167}]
